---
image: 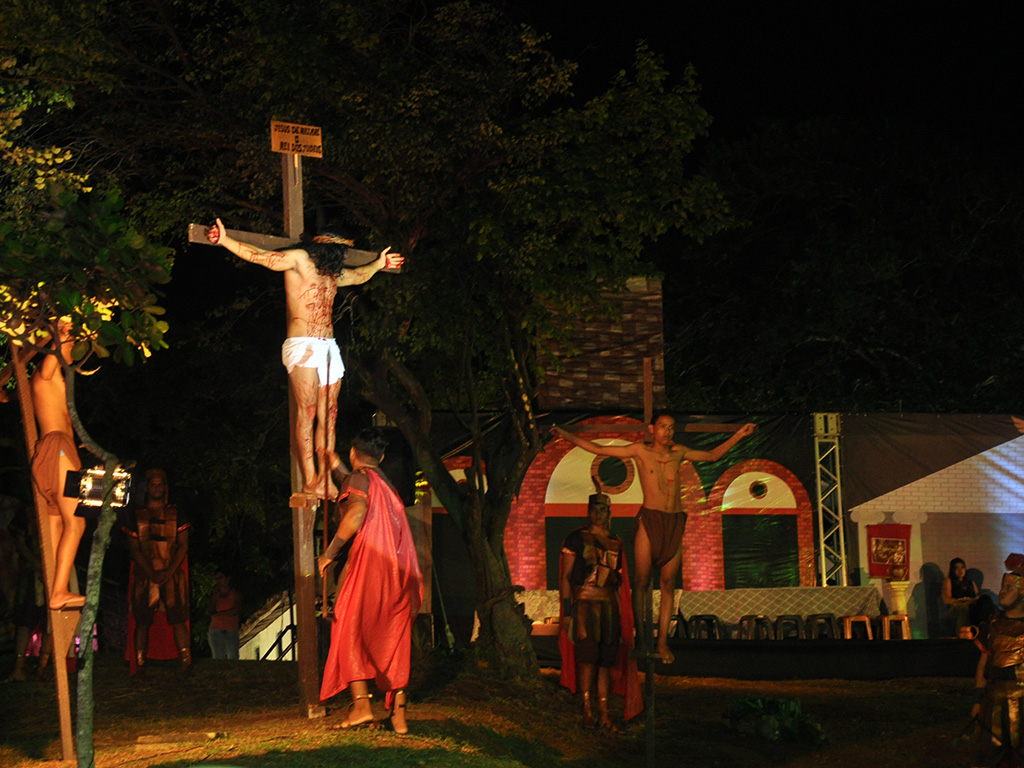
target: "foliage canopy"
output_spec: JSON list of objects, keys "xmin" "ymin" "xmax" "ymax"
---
[{"xmin": 2, "ymin": 0, "xmax": 731, "ymax": 674}]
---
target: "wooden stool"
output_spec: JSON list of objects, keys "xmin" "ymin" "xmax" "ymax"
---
[
  {"xmin": 881, "ymin": 614, "xmax": 910, "ymax": 640},
  {"xmin": 688, "ymin": 614, "xmax": 723, "ymax": 639},
  {"xmin": 774, "ymin": 614, "xmax": 804, "ymax": 640},
  {"xmin": 738, "ymin": 614, "xmax": 774, "ymax": 640},
  {"xmin": 804, "ymin": 613, "xmax": 839, "ymax": 639},
  {"xmin": 841, "ymin": 615, "xmax": 873, "ymax": 640}
]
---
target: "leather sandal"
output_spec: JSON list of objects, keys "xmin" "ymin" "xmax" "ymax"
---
[
  {"xmin": 331, "ymin": 692, "xmax": 376, "ymax": 730},
  {"xmin": 384, "ymin": 689, "xmax": 408, "ymax": 735}
]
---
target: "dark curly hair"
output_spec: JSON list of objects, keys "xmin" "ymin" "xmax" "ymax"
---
[
  {"xmin": 352, "ymin": 427, "xmax": 388, "ymax": 462},
  {"xmin": 292, "ymin": 231, "xmax": 354, "ymax": 278}
]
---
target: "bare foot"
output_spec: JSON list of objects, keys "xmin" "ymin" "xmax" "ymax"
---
[
  {"xmin": 656, "ymin": 641, "xmax": 675, "ymax": 665},
  {"xmin": 582, "ymin": 692, "xmax": 595, "ymax": 729},
  {"xmin": 304, "ymin": 476, "xmax": 339, "ymax": 500},
  {"xmin": 49, "ymin": 592, "xmax": 86, "ymax": 610}
]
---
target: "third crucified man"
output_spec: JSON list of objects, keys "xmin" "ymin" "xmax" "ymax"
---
[
  {"xmin": 551, "ymin": 413, "xmax": 755, "ymax": 664},
  {"xmin": 207, "ymin": 218, "xmax": 403, "ymax": 499}
]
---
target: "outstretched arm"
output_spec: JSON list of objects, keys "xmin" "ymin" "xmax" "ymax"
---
[
  {"xmin": 337, "ymin": 247, "xmax": 404, "ymax": 286},
  {"xmin": 684, "ymin": 422, "xmax": 756, "ymax": 462},
  {"xmin": 206, "ymin": 218, "xmax": 298, "ymax": 272},
  {"xmin": 317, "ymin": 494, "xmax": 368, "ymax": 578},
  {"xmin": 549, "ymin": 425, "xmax": 637, "ymax": 458}
]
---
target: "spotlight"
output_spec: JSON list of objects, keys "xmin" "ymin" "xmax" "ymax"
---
[{"xmin": 63, "ymin": 467, "xmax": 133, "ymax": 517}]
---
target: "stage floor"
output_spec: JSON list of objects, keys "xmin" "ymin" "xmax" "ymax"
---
[{"xmin": 533, "ymin": 636, "xmax": 980, "ymax": 680}]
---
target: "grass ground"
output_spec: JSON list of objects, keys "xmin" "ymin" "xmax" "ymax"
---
[{"xmin": 0, "ymin": 650, "xmax": 980, "ymax": 768}]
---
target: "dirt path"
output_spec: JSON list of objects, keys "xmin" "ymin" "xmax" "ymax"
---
[{"xmin": 0, "ymin": 653, "xmax": 978, "ymax": 767}]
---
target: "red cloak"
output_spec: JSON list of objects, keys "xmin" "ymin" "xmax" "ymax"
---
[
  {"xmin": 558, "ymin": 543, "xmax": 644, "ymax": 722},
  {"xmin": 320, "ymin": 469, "xmax": 423, "ymax": 706}
]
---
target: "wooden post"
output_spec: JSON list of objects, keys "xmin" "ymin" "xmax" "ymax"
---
[
  {"xmin": 281, "ymin": 148, "xmax": 325, "ymax": 718},
  {"xmin": 645, "ymin": 579, "xmax": 656, "ymax": 768},
  {"xmin": 184, "ymin": 125, "xmax": 399, "ymax": 718},
  {"xmin": 11, "ymin": 347, "xmax": 79, "ymax": 761},
  {"xmin": 286, "ymin": 321, "xmax": 324, "ymax": 717},
  {"xmin": 643, "ymin": 356, "xmax": 653, "ymax": 426},
  {"xmin": 282, "ymin": 153, "xmax": 303, "ymax": 240},
  {"xmin": 289, "ymin": 491, "xmax": 324, "ymax": 717}
]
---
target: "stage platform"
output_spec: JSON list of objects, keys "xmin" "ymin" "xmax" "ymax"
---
[
  {"xmin": 521, "ymin": 586, "xmax": 884, "ymax": 628},
  {"xmin": 532, "ymin": 635, "xmax": 979, "ymax": 680},
  {"xmin": 524, "ymin": 585, "xmax": 978, "ymax": 680}
]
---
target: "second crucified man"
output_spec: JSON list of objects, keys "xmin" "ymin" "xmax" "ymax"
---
[
  {"xmin": 207, "ymin": 218, "xmax": 403, "ymax": 499},
  {"xmin": 551, "ymin": 413, "xmax": 755, "ymax": 664}
]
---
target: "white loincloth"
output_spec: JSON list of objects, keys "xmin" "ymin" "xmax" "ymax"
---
[{"xmin": 281, "ymin": 337, "xmax": 345, "ymax": 385}]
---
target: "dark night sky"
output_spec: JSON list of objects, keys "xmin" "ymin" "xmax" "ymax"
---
[
  {"xmin": 512, "ymin": 2, "xmax": 1024, "ymax": 159},
  {"xmin": 167, "ymin": 3, "xmax": 1024, "ymax": 369}
]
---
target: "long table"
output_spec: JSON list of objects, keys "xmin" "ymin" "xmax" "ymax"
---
[
  {"xmin": 520, "ymin": 586, "xmax": 882, "ymax": 628},
  {"xmin": 674, "ymin": 586, "xmax": 882, "ymax": 625}
]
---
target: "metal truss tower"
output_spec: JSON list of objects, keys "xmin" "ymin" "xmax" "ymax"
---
[{"xmin": 814, "ymin": 413, "xmax": 848, "ymax": 586}]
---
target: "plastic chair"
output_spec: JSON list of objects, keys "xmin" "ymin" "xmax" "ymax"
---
[
  {"xmin": 841, "ymin": 615, "xmax": 873, "ymax": 640},
  {"xmin": 774, "ymin": 614, "xmax": 803, "ymax": 640},
  {"xmin": 688, "ymin": 614, "xmax": 723, "ymax": 640},
  {"xmin": 881, "ymin": 614, "xmax": 910, "ymax": 640},
  {"xmin": 738, "ymin": 614, "xmax": 775, "ymax": 640},
  {"xmin": 804, "ymin": 613, "xmax": 839, "ymax": 639}
]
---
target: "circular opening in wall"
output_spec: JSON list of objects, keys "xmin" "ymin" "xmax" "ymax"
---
[
  {"xmin": 597, "ymin": 457, "xmax": 628, "ymax": 487},
  {"xmin": 590, "ymin": 455, "xmax": 635, "ymax": 495},
  {"xmin": 749, "ymin": 480, "xmax": 769, "ymax": 500}
]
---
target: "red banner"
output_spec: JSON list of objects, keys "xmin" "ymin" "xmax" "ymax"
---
[{"xmin": 866, "ymin": 524, "xmax": 911, "ymax": 579}]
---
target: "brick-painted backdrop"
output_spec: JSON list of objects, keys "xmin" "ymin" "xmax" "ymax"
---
[
  {"xmin": 508, "ymin": 416, "xmax": 646, "ymax": 589},
  {"xmin": 438, "ymin": 418, "xmax": 817, "ymax": 592},
  {"xmin": 708, "ymin": 460, "xmax": 817, "ymax": 588},
  {"xmin": 504, "ymin": 417, "xmax": 817, "ymax": 590},
  {"xmin": 536, "ymin": 278, "xmax": 666, "ymax": 411}
]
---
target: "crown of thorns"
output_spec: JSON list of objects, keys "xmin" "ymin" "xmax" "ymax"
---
[{"xmin": 312, "ymin": 234, "xmax": 355, "ymax": 246}]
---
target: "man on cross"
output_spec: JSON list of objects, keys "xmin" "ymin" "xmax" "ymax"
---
[
  {"xmin": 207, "ymin": 218, "xmax": 402, "ymax": 499},
  {"xmin": 551, "ymin": 413, "xmax": 755, "ymax": 664},
  {"xmin": 30, "ymin": 320, "xmax": 85, "ymax": 610}
]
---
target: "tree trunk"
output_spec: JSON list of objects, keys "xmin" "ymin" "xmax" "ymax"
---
[
  {"xmin": 74, "ymin": 458, "xmax": 120, "ymax": 768},
  {"xmin": 359, "ymin": 355, "xmax": 539, "ymax": 677},
  {"xmin": 467, "ymin": 513, "xmax": 539, "ymax": 679},
  {"xmin": 62, "ymin": 371, "xmax": 120, "ymax": 768}
]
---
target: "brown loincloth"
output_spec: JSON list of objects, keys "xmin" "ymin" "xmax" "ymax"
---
[
  {"xmin": 634, "ymin": 506, "xmax": 687, "ymax": 569},
  {"xmin": 31, "ymin": 431, "xmax": 82, "ymax": 515}
]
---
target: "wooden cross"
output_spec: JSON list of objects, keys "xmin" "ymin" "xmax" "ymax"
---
[
  {"xmin": 185, "ymin": 140, "xmax": 333, "ymax": 718},
  {"xmin": 10, "ymin": 348, "xmax": 79, "ymax": 760},
  {"xmin": 187, "ymin": 129, "xmax": 405, "ymax": 717}
]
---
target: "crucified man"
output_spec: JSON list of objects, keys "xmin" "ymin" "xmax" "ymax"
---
[
  {"xmin": 552, "ymin": 413, "xmax": 755, "ymax": 664},
  {"xmin": 30, "ymin": 320, "xmax": 86, "ymax": 610},
  {"xmin": 207, "ymin": 218, "xmax": 403, "ymax": 499}
]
